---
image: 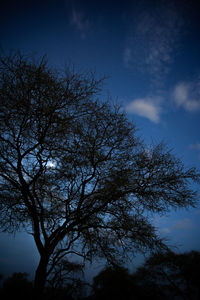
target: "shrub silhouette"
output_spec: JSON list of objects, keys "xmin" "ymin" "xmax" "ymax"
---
[{"xmin": 2, "ymin": 272, "xmax": 32, "ymax": 299}]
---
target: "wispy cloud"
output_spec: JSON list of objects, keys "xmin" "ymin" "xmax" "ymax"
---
[
  {"xmin": 161, "ymin": 227, "xmax": 171, "ymax": 234},
  {"xmin": 173, "ymin": 218, "xmax": 195, "ymax": 230},
  {"xmin": 70, "ymin": 8, "xmax": 90, "ymax": 39},
  {"xmin": 189, "ymin": 143, "xmax": 200, "ymax": 151},
  {"xmin": 189, "ymin": 142, "xmax": 200, "ymax": 159},
  {"xmin": 124, "ymin": 1, "xmax": 185, "ymax": 87},
  {"xmin": 123, "ymin": 47, "xmax": 132, "ymax": 68},
  {"xmin": 125, "ymin": 97, "xmax": 162, "ymax": 123},
  {"xmin": 172, "ymin": 80, "xmax": 200, "ymax": 112}
]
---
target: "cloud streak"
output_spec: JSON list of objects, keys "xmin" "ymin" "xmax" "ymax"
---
[
  {"xmin": 173, "ymin": 218, "xmax": 195, "ymax": 230},
  {"xmin": 189, "ymin": 142, "xmax": 200, "ymax": 160},
  {"xmin": 190, "ymin": 143, "xmax": 200, "ymax": 151},
  {"xmin": 70, "ymin": 8, "xmax": 90, "ymax": 39},
  {"xmin": 124, "ymin": 1, "xmax": 185, "ymax": 87}
]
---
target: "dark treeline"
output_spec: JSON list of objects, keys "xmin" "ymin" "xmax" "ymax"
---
[{"xmin": 1, "ymin": 249, "xmax": 200, "ymax": 300}]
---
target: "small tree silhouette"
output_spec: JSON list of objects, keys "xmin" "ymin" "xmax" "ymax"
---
[{"xmin": 93, "ymin": 266, "xmax": 136, "ymax": 300}]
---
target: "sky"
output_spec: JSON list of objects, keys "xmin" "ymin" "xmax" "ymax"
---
[{"xmin": 0, "ymin": 0, "xmax": 200, "ymax": 281}]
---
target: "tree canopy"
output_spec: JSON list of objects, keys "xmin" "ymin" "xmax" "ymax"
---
[{"xmin": 0, "ymin": 51, "xmax": 199, "ymax": 296}]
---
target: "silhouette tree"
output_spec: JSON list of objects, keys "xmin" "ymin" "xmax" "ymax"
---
[
  {"xmin": 92, "ymin": 265, "xmax": 140, "ymax": 300},
  {"xmin": 134, "ymin": 250, "xmax": 200, "ymax": 300},
  {"xmin": 0, "ymin": 51, "xmax": 199, "ymax": 297}
]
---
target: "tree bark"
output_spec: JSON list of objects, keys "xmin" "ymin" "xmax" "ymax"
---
[{"xmin": 33, "ymin": 254, "xmax": 49, "ymax": 299}]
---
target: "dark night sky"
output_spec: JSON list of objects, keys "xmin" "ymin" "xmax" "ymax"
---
[{"xmin": 0, "ymin": 0, "xmax": 200, "ymax": 280}]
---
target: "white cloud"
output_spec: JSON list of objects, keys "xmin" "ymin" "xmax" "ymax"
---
[
  {"xmin": 173, "ymin": 81, "xmax": 200, "ymax": 112},
  {"xmin": 126, "ymin": 97, "xmax": 162, "ymax": 123},
  {"xmin": 70, "ymin": 9, "xmax": 90, "ymax": 39},
  {"xmin": 173, "ymin": 218, "xmax": 195, "ymax": 230},
  {"xmin": 173, "ymin": 82, "xmax": 189, "ymax": 105}
]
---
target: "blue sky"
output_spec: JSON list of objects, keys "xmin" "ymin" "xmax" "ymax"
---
[{"xmin": 0, "ymin": 0, "xmax": 200, "ymax": 279}]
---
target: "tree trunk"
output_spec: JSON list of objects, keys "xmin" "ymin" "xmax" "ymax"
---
[{"xmin": 33, "ymin": 255, "xmax": 49, "ymax": 299}]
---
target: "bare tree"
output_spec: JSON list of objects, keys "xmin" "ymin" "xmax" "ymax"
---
[{"xmin": 0, "ymin": 52, "xmax": 199, "ymax": 297}]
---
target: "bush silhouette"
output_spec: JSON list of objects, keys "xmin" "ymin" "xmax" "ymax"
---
[{"xmin": 2, "ymin": 272, "xmax": 32, "ymax": 299}]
